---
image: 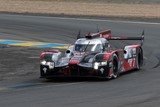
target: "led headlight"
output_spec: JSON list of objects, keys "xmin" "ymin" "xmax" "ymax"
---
[
  {"xmin": 41, "ymin": 60, "xmax": 55, "ymax": 69},
  {"xmin": 101, "ymin": 61, "xmax": 107, "ymax": 66},
  {"xmin": 93, "ymin": 61, "xmax": 107, "ymax": 70},
  {"xmin": 41, "ymin": 60, "xmax": 46, "ymax": 65},
  {"xmin": 48, "ymin": 62, "xmax": 55, "ymax": 69},
  {"xmin": 94, "ymin": 62, "xmax": 100, "ymax": 70}
]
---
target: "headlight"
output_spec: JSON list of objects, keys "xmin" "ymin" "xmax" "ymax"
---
[
  {"xmin": 93, "ymin": 61, "xmax": 107, "ymax": 70},
  {"xmin": 41, "ymin": 60, "xmax": 46, "ymax": 65},
  {"xmin": 94, "ymin": 62, "xmax": 100, "ymax": 70},
  {"xmin": 101, "ymin": 61, "xmax": 107, "ymax": 66},
  {"xmin": 40, "ymin": 60, "xmax": 55, "ymax": 69},
  {"xmin": 48, "ymin": 62, "xmax": 55, "ymax": 69}
]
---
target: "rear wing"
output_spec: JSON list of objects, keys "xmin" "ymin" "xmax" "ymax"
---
[
  {"xmin": 107, "ymin": 30, "xmax": 145, "ymax": 46},
  {"xmin": 76, "ymin": 29, "xmax": 144, "ymax": 45},
  {"xmin": 108, "ymin": 36, "xmax": 144, "ymax": 41}
]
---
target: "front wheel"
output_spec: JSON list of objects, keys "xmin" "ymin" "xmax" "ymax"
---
[{"xmin": 112, "ymin": 54, "xmax": 119, "ymax": 79}]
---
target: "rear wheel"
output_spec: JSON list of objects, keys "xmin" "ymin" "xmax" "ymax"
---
[{"xmin": 137, "ymin": 48, "xmax": 143, "ymax": 70}]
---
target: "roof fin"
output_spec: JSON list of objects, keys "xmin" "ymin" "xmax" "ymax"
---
[{"xmin": 77, "ymin": 30, "xmax": 81, "ymax": 39}]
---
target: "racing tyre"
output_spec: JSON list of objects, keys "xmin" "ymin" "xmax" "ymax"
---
[
  {"xmin": 112, "ymin": 54, "xmax": 119, "ymax": 79},
  {"xmin": 137, "ymin": 48, "xmax": 143, "ymax": 70}
]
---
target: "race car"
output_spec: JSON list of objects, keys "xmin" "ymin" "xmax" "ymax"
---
[{"xmin": 40, "ymin": 29, "xmax": 144, "ymax": 79}]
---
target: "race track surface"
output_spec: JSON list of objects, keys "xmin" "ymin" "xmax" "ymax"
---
[{"xmin": 0, "ymin": 14, "xmax": 160, "ymax": 107}]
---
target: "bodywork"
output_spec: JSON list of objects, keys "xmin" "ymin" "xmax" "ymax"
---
[{"xmin": 40, "ymin": 30, "xmax": 144, "ymax": 79}]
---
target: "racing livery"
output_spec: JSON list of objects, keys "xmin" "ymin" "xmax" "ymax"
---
[{"xmin": 40, "ymin": 30, "xmax": 144, "ymax": 79}]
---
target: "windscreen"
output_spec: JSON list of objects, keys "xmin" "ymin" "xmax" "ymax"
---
[{"xmin": 75, "ymin": 44, "xmax": 94, "ymax": 52}]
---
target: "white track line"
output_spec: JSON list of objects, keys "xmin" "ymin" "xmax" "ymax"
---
[
  {"xmin": 49, "ymin": 16, "xmax": 160, "ymax": 25},
  {"xmin": 18, "ymin": 14, "xmax": 160, "ymax": 25},
  {"xmin": 4, "ymin": 14, "xmax": 160, "ymax": 25}
]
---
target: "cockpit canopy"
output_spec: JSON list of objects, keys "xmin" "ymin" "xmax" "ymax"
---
[
  {"xmin": 74, "ymin": 38, "xmax": 108, "ymax": 52},
  {"xmin": 74, "ymin": 44, "xmax": 102, "ymax": 52}
]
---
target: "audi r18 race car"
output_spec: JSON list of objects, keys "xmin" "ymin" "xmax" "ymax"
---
[{"xmin": 40, "ymin": 30, "xmax": 144, "ymax": 79}]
